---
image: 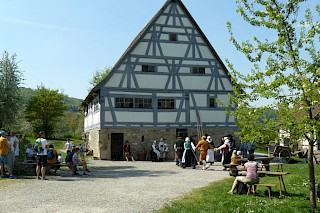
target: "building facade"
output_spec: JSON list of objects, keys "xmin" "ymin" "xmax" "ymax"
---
[{"xmin": 82, "ymin": 0, "xmax": 238, "ymax": 160}]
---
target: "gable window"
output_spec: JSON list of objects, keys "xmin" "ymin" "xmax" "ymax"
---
[
  {"xmin": 135, "ymin": 98, "xmax": 152, "ymax": 109},
  {"xmin": 115, "ymin": 98, "xmax": 133, "ymax": 108},
  {"xmin": 209, "ymin": 98, "xmax": 216, "ymax": 108},
  {"xmin": 169, "ymin": 33, "xmax": 177, "ymax": 41},
  {"xmin": 192, "ymin": 67, "xmax": 205, "ymax": 74},
  {"xmin": 158, "ymin": 99, "xmax": 175, "ymax": 109},
  {"xmin": 142, "ymin": 65, "xmax": 156, "ymax": 72}
]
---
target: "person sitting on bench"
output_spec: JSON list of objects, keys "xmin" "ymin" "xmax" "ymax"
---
[
  {"xmin": 72, "ymin": 148, "xmax": 90, "ymax": 176},
  {"xmin": 46, "ymin": 144, "xmax": 61, "ymax": 175},
  {"xmin": 228, "ymin": 153, "xmax": 259, "ymax": 194}
]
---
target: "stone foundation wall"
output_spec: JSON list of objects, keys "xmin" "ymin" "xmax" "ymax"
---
[{"xmin": 86, "ymin": 127, "xmax": 239, "ymax": 160}]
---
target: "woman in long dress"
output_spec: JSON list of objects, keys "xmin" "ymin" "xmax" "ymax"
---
[{"xmin": 181, "ymin": 137, "xmax": 197, "ymax": 169}]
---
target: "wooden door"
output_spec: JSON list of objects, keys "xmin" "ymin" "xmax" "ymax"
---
[{"xmin": 111, "ymin": 133, "xmax": 124, "ymax": 160}]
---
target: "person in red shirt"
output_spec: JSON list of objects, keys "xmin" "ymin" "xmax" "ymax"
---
[{"xmin": 123, "ymin": 140, "xmax": 135, "ymax": 161}]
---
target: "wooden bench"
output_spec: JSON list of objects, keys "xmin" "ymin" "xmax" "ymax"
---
[
  {"xmin": 18, "ymin": 162, "xmax": 67, "ymax": 175},
  {"xmin": 247, "ymin": 183, "xmax": 277, "ymax": 198}
]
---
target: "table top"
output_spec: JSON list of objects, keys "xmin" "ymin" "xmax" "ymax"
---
[{"xmin": 258, "ymin": 171, "xmax": 288, "ymax": 176}]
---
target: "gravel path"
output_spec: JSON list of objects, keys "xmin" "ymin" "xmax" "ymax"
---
[{"xmin": 1, "ymin": 161, "xmax": 229, "ymax": 213}]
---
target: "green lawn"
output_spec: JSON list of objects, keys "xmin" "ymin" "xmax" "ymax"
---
[{"xmin": 157, "ymin": 157, "xmax": 320, "ymax": 213}]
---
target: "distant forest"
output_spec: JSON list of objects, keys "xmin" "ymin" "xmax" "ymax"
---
[{"xmin": 20, "ymin": 87, "xmax": 82, "ymax": 112}]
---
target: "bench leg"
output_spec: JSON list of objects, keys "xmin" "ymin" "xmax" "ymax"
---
[{"xmin": 267, "ymin": 186, "xmax": 272, "ymax": 199}]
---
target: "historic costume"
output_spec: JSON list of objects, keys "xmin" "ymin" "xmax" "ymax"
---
[
  {"xmin": 151, "ymin": 140, "xmax": 160, "ymax": 161},
  {"xmin": 181, "ymin": 137, "xmax": 197, "ymax": 169},
  {"xmin": 174, "ymin": 137, "xmax": 184, "ymax": 166},
  {"xmin": 195, "ymin": 136, "xmax": 212, "ymax": 170},
  {"xmin": 218, "ymin": 136, "xmax": 231, "ymax": 169}
]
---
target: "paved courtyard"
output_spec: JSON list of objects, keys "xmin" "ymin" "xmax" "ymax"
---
[{"xmin": 1, "ymin": 160, "xmax": 229, "ymax": 213}]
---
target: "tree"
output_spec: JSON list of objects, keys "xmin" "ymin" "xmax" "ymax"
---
[
  {"xmin": 227, "ymin": 0, "xmax": 320, "ymax": 210},
  {"xmin": 25, "ymin": 86, "xmax": 67, "ymax": 138},
  {"xmin": 0, "ymin": 51, "xmax": 23, "ymax": 129},
  {"xmin": 88, "ymin": 66, "xmax": 112, "ymax": 89}
]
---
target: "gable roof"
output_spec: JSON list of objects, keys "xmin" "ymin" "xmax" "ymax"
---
[{"xmin": 82, "ymin": 0, "xmax": 235, "ymax": 106}]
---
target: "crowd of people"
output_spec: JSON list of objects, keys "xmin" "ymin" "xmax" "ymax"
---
[{"xmin": 24, "ymin": 131, "xmax": 90, "ymax": 179}]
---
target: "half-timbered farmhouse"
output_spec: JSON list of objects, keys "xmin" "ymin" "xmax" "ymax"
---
[{"xmin": 82, "ymin": 0, "xmax": 237, "ymax": 160}]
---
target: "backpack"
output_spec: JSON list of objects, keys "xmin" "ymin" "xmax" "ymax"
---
[
  {"xmin": 34, "ymin": 139, "xmax": 43, "ymax": 154},
  {"xmin": 65, "ymin": 151, "xmax": 74, "ymax": 163},
  {"xmin": 47, "ymin": 149, "xmax": 54, "ymax": 160},
  {"xmin": 236, "ymin": 182, "xmax": 248, "ymax": 195}
]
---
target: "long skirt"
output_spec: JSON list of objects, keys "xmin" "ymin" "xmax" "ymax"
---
[
  {"xmin": 222, "ymin": 150, "xmax": 231, "ymax": 165},
  {"xmin": 182, "ymin": 149, "xmax": 197, "ymax": 167}
]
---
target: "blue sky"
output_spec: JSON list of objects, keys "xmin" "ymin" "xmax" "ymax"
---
[{"xmin": 0, "ymin": 0, "xmax": 316, "ymax": 100}]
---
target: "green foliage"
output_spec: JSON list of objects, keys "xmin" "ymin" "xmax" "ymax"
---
[
  {"xmin": 54, "ymin": 111, "xmax": 83, "ymax": 139},
  {"xmin": 158, "ymin": 162, "xmax": 320, "ymax": 213},
  {"xmin": 0, "ymin": 51, "xmax": 23, "ymax": 129},
  {"xmin": 25, "ymin": 86, "xmax": 67, "ymax": 138},
  {"xmin": 20, "ymin": 87, "xmax": 81, "ymax": 112},
  {"xmin": 226, "ymin": 0, "xmax": 320, "ymax": 209},
  {"xmin": 88, "ymin": 66, "xmax": 112, "ymax": 90}
]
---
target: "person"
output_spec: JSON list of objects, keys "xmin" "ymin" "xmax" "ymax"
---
[
  {"xmin": 123, "ymin": 140, "xmax": 135, "ymax": 161},
  {"xmin": 228, "ymin": 134, "xmax": 236, "ymax": 151},
  {"xmin": 216, "ymin": 136, "xmax": 231, "ymax": 170},
  {"xmin": 228, "ymin": 154, "xmax": 259, "ymax": 194},
  {"xmin": 195, "ymin": 136, "xmax": 212, "ymax": 170},
  {"xmin": 78, "ymin": 143, "xmax": 86, "ymax": 161},
  {"xmin": 10, "ymin": 132, "xmax": 19, "ymax": 163},
  {"xmin": 46, "ymin": 144, "xmax": 61, "ymax": 175},
  {"xmin": 151, "ymin": 140, "xmax": 160, "ymax": 161},
  {"xmin": 7, "ymin": 132, "xmax": 17, "ymax": 171},
  {"xmin": 65, "ymin": 149, "xmax": 77, "ymax": 175},
  {"xmin": 248, "ymin": 141, "xmax": 256, "ymax": 154},
  {"xmin": 205, "ymin": 136, "xmax": 215, "ymax": 168},
  {"xmin": 241, "ymin": 142, "xmax": 248, "ymax": 158},
  {"xmin": 158, "ymin": 138, "xmax": 165, "ymax": 161},
  {"xmin": 174, "ymin": 135, "xmax": 184, "ymax": 166},
  {"xmin": 72, "ymin": 148, "xmax": 90, "ymax": 176},
  {"xmin": 35, "ymin": 131, "xmax": 49, "ymax": 180},
  {"xmin": 25, "ymin": 143, "xmax": 36, "ymax": 162},
  {"xmin": 0, "ymin": 131, "xmax": 15, "ymax": 179},
  {"xmin": 65, "ymin": 139, "xmax": 72, "ymax": 153},
  {"xmin": 181, "ymin": 137, "xmax": 197, "ymax": 169},
  {"xmin": 162, "ymin": 142, "xmax": 169, "ymax": 161},
  {"xmin": 231, "ymin": 150, "xmax": 239, "ymax": 165}
]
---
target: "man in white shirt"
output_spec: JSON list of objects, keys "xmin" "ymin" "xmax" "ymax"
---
[{"xmin": 35, "ymin": 131, "xmax": 49, "ymax": 180}]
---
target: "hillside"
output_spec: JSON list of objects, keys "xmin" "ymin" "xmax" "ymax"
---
[{"xmin": 20, "ymin": 87, "xmax": 82, "ymax": 112}]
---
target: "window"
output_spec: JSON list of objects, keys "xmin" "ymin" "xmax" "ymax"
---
[
  {"xmin": 93, "ymin": 101, "xmax": 100, "ymax": 112},
  {"xmin": 115, "ymin": 97, "xmax": 152, "ymax": 109},
  {"xmin": 134, "ymin": 98, "xmax": 152, "ymax": 109},
  {"xmin": 142, "ymin": 65, "xmax": 155, "ymax": 72},
  {"xmin": 192, "ymin": 67, "xmax": 205, "ymax": 74},
  {"xmin": 115, "ymin": 98, "xmax": 133, "ymax": 108},
  {"xmin": 209, "ymin": 98, "xmax": 216, "ymax": 108},
  {"xmin": 158, "ymin": 99, "xmax": 175, "ymax": 109},
  {"xmin": 169, "ymin": 33, "xmax": 177, "ymax": 41}
]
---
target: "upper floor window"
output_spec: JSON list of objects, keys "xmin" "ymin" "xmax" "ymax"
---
[
  {"xmin": 209, "ymin": 98, "xmax": 216, "ymax": 108},
  {"xmin": 158, "ymin": 99, "xmax": 175, "ymax": 109},
  {"xmin": 142, "ymin": 65, "xmax": 156, "ymax": 72},
  {"xmin": 135, "ymin": 98, "xmax": 152, "ymax": 109},
  {"xmin": 115, "ymin": 98, "xmax": 133, "ymax": 108},
  {"xmin": 192, "ymin": 67, "xmax": 205, "ymax": 74},
  {"xmin": 169, "ymin": 33, "xmax": 177, "ymax": 41}
]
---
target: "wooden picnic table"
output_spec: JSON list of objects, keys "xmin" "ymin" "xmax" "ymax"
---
[
  {"xmin": 260, "ymin": 162, "xmax": 285, "ymax": 172},
  {"xmin": 258, "ymin": 171, "xmax": 288, "ymax": 197}
]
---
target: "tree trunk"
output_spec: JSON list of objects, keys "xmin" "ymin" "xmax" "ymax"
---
[{"xmin": 308, "ymin": 142, "xmax": 317, "ymax": 211}]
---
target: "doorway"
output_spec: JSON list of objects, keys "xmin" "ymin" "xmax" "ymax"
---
[{"xmin": 111, "ymin": 133, "xmax": 124, "ymax": 160}]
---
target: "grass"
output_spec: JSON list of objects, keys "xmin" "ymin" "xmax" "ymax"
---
[{"xmin": 157, "ymin": 157, "xmax": 320, "ymax": 213}]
